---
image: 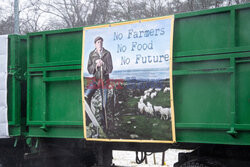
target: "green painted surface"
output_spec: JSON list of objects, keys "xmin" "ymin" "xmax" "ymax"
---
[
  {"xmin": 236, "ymin": 8, "xmax": 250, "ymax": 46},
  {"xmin": 26, "ymin": 26, "xmax": 84, "ymax": 138},
  {"xmin": 7, "ymin": 35, "xmax": 27, "ymax": 136},
  {"xmin": 28, "ymin": 30, "xmax": 82, "ymax": 67},
  {"xmin": 28, "ymin": 75, "xmax": 44, "ymax": 121},
  {"xmin": 174, "ymin": 3, "xmax": 250, "ymax": 57},
  {"xmin": 47, "ymin": 32, "xmax": 82, "ymax": 63},
  {"xmin": 174, "ymin": 12, "xmax": 230, "ymax": 53},
  {"xmin": 174, "ymin": 74, "xmax": 231, "ymax": 124},
  {"xmin": 28, "ymin": 126, "xmax": 83, "ymax": 138},
  {"xmin": 29, "ymin": 35, "xmax": 43, "ymax": 65},
  {"xmin": 236, "ymin": 61, "xmax": 250, "ymax": 124},
  {"xmin": 173, "ymin": 3, "xmax": 250, "ymax": 145},
  {"xmin": 176, "ymin": 129, "xmax": 250, "ymax": 146},
  {"xmin": 27, "ymin": 67, "xmax": 83, "ymax": 138},
  {"xmin": 46, "ymin": 81, "xmax": 82, "ymax": 121}
]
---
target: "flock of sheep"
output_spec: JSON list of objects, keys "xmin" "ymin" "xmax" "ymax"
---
[{"xmin": 137, "ymin": 87, "xmax": 171, "ymax": 120}]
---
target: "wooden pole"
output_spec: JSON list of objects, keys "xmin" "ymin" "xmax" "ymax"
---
[{"xmin": 100, "ymin": 66, "xmax": 108, "ymax": 130}]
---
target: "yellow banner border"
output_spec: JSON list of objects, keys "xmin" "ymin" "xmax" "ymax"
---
[{"xmin": 81, "ymin": 15, "xmax": 176, "ymax": 143}]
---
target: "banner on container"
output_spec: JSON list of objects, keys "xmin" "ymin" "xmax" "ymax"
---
[{"xmin": 81, "ymin": 16, "xmax": 175, "ymax": 143}]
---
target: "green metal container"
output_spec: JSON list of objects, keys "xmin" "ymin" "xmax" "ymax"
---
[
  {"xmin": 27, "ymin": 29, "xmax": 83, "ymax": 138},
  {"xmin": 8, "ymin": 35, "xmax": 27, "ymax": 136},
  {"xmin": 173, "ymin": 3, "xmax": 250, "ymax": 145},
  {"xmin": 26, "ymin": 3, "xmax": 250, "ymax": 144}
]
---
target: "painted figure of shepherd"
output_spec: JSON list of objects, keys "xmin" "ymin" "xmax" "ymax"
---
[{"xmin": 84, "ymin": 36, "xmax": 113, "ymax": 131}]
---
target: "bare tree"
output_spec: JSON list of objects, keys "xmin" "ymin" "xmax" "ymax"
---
[
  {"xmin": 233, "ymin": 0, "xmax": 250, "ymax": 4},
  {"xmin": 110, "ymin": 0, "xmax": 168, "ymax": 21},
  {"xmin": 0, "ymin": 16, "xmax": 15, "ymax": 35},
  {"xmin": 144, "ymin": 0, "xmax": 169, "ymax": 17},
  {"xmin": 86, "ymin": 0, "xmax": 111, "ymax": 25},
  {"xmin": 20, "ymin": 11, "xmax": 44, "ymax": 33},
  {"xmin": 0, "ymin": 3, "xmax": 14, "ymax": 34},
  {"xmin": 110, "ymin": 0, "xmax": 135, "ymax": 21},
  {"xmin": 30, "ymin": 0, "xmax": 108, "ymax": 29}
]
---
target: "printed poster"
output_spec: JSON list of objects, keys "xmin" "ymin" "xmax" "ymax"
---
[{"xmin": 81, "ymin": 16, "xmax": 175, "ymax": 143}]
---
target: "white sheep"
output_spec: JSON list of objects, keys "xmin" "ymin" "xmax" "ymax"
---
[
  {"xmin": 144, "ymin": 106, "xmax": 154, "ymax": 116},
  {"xmin": 139, "ymin": 97, "xmax": 144, "ymax": 103},
  {"xmin": 144, "ymin": 88, "xmax": 153, "ymax": 94},
  {"xmin": 147, "ymin": 102, "xmax": 152, "ymax": 108},
  {"xmin": 155, "ymin": 88, "xmax": 161, "ymax": 92},
  {"xmin": 148, "ymin": 88, "xmax": 153, "ymax": 92},
  {"xmin": 159, "ymin": 108, "xmax": 171, "ymax": 120},
  {"xmin": 130, "ymin": 134, "xmax": 139, "ymax": 139},
  {"xmin": 150, "ymin": 91, "xmax": 157, "ymax": 99},
  {"xmin": 137, "ymin": 102, "xmax": 146, "ymax": 114},
  {"xmin": 143, "ymin": 102, "xmax": 153, "ymax": 116},
  {"xmin": 163, "ymin": 87, "xmax": 171, "ymax": 93},
  {"xmin": 153, "ymin": 106, "xmax": 162, "ymax": 112}
]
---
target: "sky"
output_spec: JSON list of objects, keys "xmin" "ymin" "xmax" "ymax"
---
[{"xmin": 0, "ymin": 0, "xmax": 11, "ymax": 11}]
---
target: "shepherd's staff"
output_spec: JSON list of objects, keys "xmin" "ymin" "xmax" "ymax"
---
[{"xmin": 100, "ymin": 66, "xmax": 108, "ymax": 130}]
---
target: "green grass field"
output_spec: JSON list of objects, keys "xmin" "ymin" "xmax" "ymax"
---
[{"xmin": 84, "ymin": 78, "xmax": 172, "ymax": 141}]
